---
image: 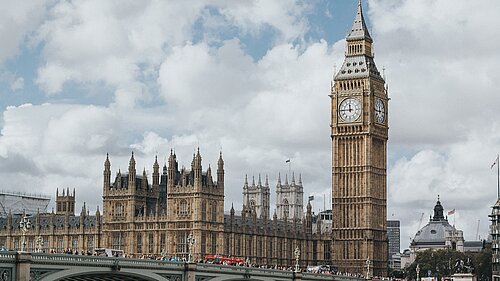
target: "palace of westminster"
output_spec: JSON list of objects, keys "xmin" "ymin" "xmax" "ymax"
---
[{"xmin": 0, "ymin": 1, "xmax": 392, "ymax": 276}]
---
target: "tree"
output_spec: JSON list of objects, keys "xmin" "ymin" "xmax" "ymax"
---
[{"xmin": 405, "ymin": 248, "xmax": 491, "ymax": 281}]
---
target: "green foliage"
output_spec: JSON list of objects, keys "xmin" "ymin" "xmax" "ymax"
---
[{"xmin": 405, "ymin": 248, "xmax": 491, "ymax": 281}]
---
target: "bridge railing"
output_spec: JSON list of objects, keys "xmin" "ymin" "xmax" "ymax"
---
[
  {"xmin": 0, "ymin": 251, "xmax": 17, "ymax": 262},
  {"xmin": 30, "ymin": 253, "xmax": 186, "ymax": 270},
  {"xmin": 196, "ymin": 263, "xmax": 295, "ymax": 277}
]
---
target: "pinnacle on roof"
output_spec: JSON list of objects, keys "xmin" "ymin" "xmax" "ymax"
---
[{"xmin": 346, "ymin": 0, "xmax": 372, "ymax": 42}]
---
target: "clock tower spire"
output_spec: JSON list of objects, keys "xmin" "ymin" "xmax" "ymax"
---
[{"xmin": 330, "ymin": 0, "xmax": 388, "ymax": 276}]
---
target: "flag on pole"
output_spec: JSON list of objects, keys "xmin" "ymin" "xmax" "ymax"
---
[
  {"xmin": 448, "ymin": 209, "xmax": 455, "ymax": 216},
  {"xmin": 308, "ymin": 196, "xmax": 314, "ymax": 201},
  {"xmin": 285, "ymin": 159, "xmax": 290, "ymax": 163},
  {"xmin": 492, "ymin": 155, "xmax": 499, "ymax": 169}
]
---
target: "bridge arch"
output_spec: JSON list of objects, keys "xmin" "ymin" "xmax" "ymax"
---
[{"xmin": 39, "ymin": 269, "xmax": 164, "ymax": 281}]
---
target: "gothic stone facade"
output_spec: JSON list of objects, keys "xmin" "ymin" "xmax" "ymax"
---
[
  {"xmin": 0, "ymin": 189, "xmax": 102, "ymax": 253},
  {"xmin": 331, "ymin": 0, "xmax": 388, "ymax": 276},
  {"xmin": 102, "ymin": 150, "xmax": 331, "ymax": 267}
]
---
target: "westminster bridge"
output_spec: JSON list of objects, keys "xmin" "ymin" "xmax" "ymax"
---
[{"xmin": 0, "ymin": 252, "xmax": 364, "ymax": 281}]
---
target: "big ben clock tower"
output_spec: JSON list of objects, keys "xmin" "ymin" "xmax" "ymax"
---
[{"xmin": 331, "ymin": 0, "xmax": 388, "ymax": 276}]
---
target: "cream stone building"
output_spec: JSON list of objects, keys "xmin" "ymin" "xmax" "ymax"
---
[
  {"xmin": 409, "ymin": 198, "xmax": 464, "ymax": 262},
  {"xmin": 331, "ymin": 0, "xmax": 388, "ymax": 276}
]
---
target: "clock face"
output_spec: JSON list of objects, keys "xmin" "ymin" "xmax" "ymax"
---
[
  {"xmin": 374, "ymin": 98, "xmax": 385, "ymax": 123},
  {"xmin": 339, "ymin": 98, "xmax": 361, "ymax": 122}
]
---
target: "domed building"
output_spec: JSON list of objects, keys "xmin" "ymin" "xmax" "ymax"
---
[{"xmin": 409, "ymin": 197, "xmax": 464, "ymax": 261}]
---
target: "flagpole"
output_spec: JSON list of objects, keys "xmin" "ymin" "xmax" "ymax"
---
[{"xmin": 497, "ymin": 154, "xmax": 500, "ymax": 199}]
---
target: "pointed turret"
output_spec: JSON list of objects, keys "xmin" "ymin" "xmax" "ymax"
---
[
  {"xmin": 104, "ymin": 153, "xmax": 111, "ymax": 191},
  {"xmin": 168, "ymin": 149, "xmax": 177, "ymax": 187},
  {"xmin": 128, "ymin": 151, "xmax": 136, "ymax": 188},
  {"xmin": 298, "ymin": 173, "xmax": 302, "ymax": 185},
  {"xmin": 153, "ymin": 155, "xmax": 160, "ymax": 187},
  {"xmin": 277, "ymin": 173, "xmax": 281, "ymax": 185},
  {"xmin": 335, "ymin": 0, "xmax": 382, "ymax": 80},
  {"xmin": 265, "ymin": 174, "xmax": 269, "ymax": 187},
  {"xmin": 217, "ymin": 151, "xmax": 224, "ymax": 189},
  {"xmin": 142, "ymin": 167, "xmax": 148, "ymax": 190},
  {"xmin": 244, "ymin": 174, "xmax": 248, "ymax": 188},
  {"xmin": 207, "ymin": 164, "xmax": 213, "ymax": 185},
  {"xmin": 252, "ymin": 175, "xmax": 255, "ymax": 187},
  {"xmin": 258, "ymin": 174, "xmax": 262, "ymax": 187},
  {"xmin": 291, "ymin": 172, "xmax": 295, "ymax": 185},
  {"xmin": 285, "ymin": 173, "xmax": 289, "ymax": 185},
  {"xmin": 346, "ymin": 0, "xmax": 372, "ymax": 42},
  {"xmin": 193, "ymin": 148, "xmax": 202, "ymax": 186}
]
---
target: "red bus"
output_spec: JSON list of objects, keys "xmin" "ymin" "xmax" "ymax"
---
[{"xmin": 204, "ymin": 255, "xmax": 245, "ymax": 265}]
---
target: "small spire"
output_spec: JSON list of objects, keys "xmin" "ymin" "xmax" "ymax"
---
[
  {"xmin": 347, "ymin": 0, "xmax": 372, "ymax": 42},
  {"xmin": 265, "ymin": 174, "xmax": 269, "ymax": 187},
  {"xmin": 252, "ymin": 175, "xmax": 255, "ymax": 186},
  {"xmin": 285, "ymin": 173, "xmax": 288, "ymax": 185},
  {"xmin": 258, "ymin": 174, "xmax": 262, "ymax": 186},
  {"xmin": 292, "ymin": 172, "xmax": 295, "ymax": 184},
  {"xmin": 278, "ymin": 173, "xmax": 281, "ymax": 184},
  {"xmin": 299, "ymin": 173, "xmax": 302, "ymax": 185},
  {"xmin": 105, "ymin": 153, "xmax": 110, "ymax": 168},
  {"xmin": 244, "ymin": 174, "xmax": 248, "ymax": 186}
]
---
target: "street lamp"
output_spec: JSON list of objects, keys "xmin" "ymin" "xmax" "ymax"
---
[
  {"xmin": 365, "ymin": 258, "xmax": 371, "ymax": 280},
  {"xmin": 294, "ymin": 246, "xmax": 300, "ymax": 272},
  {"xmin": 35, "ymin": 236, "xmax": 43, "ymax": 253},
  {"xmin": 19, "ymin": 215, "xmax": 32, "ymax": 252},
  {"xmin": 416, "ymin": 264, "xmax": 420, "ymax": 281},
  {"xmin": 187, "ymin": 233, "xmax": 195, "ymax": 263}
]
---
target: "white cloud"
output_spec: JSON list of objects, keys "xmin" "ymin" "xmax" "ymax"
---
[
  {"xmin": 0, "ymin": 1, "xmax": 47, "ymax": 64},
  {"xmin": 0, "ymin": 0, "xmax": 498, "ymax": 252}
]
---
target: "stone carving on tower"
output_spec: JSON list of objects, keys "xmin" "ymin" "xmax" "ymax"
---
[
  {"xmin": 242, "ymin": 174, "xmax": 270, "ymax": 220},
  {"xmin": 276, "ymin": 173, "xmax": 304, "ymax": 220},
  {"xmin": 331, "ymin": 0, "xmax": 388, "ymax": 275},
  {"xmin": 165, "ymin": 149, "xmax": 225, "ymax": 261}
]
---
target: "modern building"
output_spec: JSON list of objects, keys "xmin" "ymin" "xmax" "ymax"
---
[
  {"xmin": 387, "ymin": 220, "xmax": 401, "ymax": 269},
  {"xmin": 331, "ymin": 0, "xmax": 388, "ymax": 276},
  {"xmin": 410, "ymin": 197, "xmax": 464, "ymax": 262},
  {"xmin": 0, "ymin": 191, "xmax": 50, "ymax": 217},
  {"xmin": 489, "ymin": 198, "xmax": 500, "ymax": 280}
]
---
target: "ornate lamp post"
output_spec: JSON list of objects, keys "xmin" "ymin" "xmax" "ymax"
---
[
  {"xmin": 187, "ymin": 233, "xmax": 195, "ymax": 262},
  {"xmin": 35, "ymin": 236, "xmax": 43, "ymax": 253},
  {"xmin": 294, "ymin": 246, "xmax": 301, "ymax": 272},
  {"xmin": 416, "ymin": 264, "xmax": 420, "ymax": 281},
  {"xmin": 19, "ymin": 215, "xmax": 32, "ymax": 252}
]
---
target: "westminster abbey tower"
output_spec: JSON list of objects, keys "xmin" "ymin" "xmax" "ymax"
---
[{"xmin": 331, "ymin": 0, "xmax": 388, "ymax": 276}]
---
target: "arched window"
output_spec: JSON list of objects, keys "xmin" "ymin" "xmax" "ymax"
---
[
  {"xmin": 211, "ymin": 201, "xmax": 217, "ymax": 222},
  {"xmin": 179, "ymin": 200, "xmax": 188, "ymax": 216},
  {"xmin": 283, "ymin": 199, "xmax": 289, "ymax": 218},
  {"xmin": 201, "ymin": 200, "xmax": 206, "ymax": 221},
  {"xmin": 250, "ymin": 200, "xmax": 256, "ymax": 213},
  {"xmin": 115, "ymin": 203, "xmax": 124, "ymax": 218}
]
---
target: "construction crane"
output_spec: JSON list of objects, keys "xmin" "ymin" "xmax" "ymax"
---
[
  {"xmin": 417, "ymin": 212, "xmax": 425, "ymax": 231},
  {"xmin": 411, "ymin": 212, "xmax": 425, "ymax": 241}
]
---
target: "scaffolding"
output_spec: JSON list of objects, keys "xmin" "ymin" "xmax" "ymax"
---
[{"xmin": 0, "ymin": 190, "xmax": 50, "ymax": 217}]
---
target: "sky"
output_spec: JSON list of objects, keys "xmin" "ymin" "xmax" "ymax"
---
[{"xmin": 0, "ymin": 0, "xmax": 499, "ymax": 251}]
